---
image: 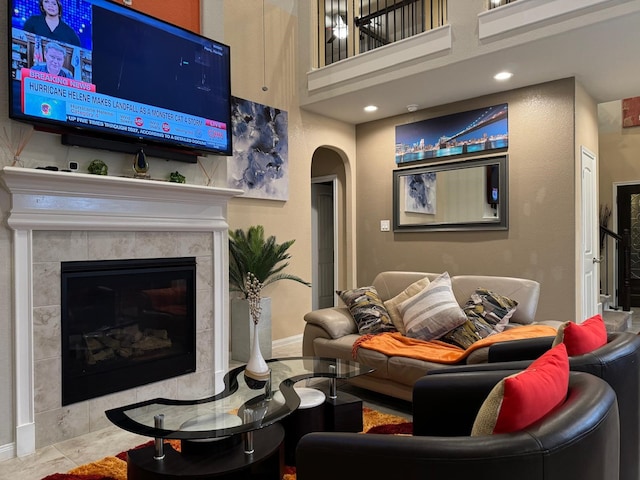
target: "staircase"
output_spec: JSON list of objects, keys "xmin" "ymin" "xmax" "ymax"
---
[
  {"xmin": 599, "ymin": 226, "xmax": 633, "ymax": 333},
  {"xmin": 601, "ymin": 294, "xmax": 632, "ymax": 333}
]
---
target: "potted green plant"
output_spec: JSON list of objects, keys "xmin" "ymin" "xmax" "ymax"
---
[{"xmin": 229, "ymin": 225, "xmax": 310, "ymax": 362}]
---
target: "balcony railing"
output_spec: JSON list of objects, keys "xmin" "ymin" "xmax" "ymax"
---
[
  {"xmin": 488, "ymin": 0, "xmax": 518, "ymax": 9},
  {"xmin": 317, "ymin": 0, "xmax": 448, "ymax": 67},
  {"xmin": 316, "ymin": 0, "xmax": 525, "ymax": 67},
  {"xmin": 600, "ymin": 225, "xmax": 631, "ymax": 312}
]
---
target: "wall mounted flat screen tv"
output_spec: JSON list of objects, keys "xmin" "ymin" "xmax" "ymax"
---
[{"xmin": 8, "ymin": 0, "xmax": 232, "ymax": 162}]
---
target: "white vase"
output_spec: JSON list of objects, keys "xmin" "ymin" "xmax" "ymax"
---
[
  {"xmin": 246, "ymin": 322, "xmax": 269, "ymax": 375},
  {"xmin": 244, "ymin": 322, "xmax": 271, "ymax": 390},
  {"xmin": 231, "ymin": 297, "xmax": 272, "ymax": 362}
]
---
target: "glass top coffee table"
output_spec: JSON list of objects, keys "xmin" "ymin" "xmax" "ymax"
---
[
  {"xmin": 106, "ymin": 356, "xmax": 372, "ymax": 440},
  {"xmin": 106, "ymin": 357, "xmax": 373, "ymax": 480}
]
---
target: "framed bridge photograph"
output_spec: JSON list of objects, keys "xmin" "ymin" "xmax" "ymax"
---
[{"xmin": 395, "ymin": 103, "xmax": 508, "ymax": 164}]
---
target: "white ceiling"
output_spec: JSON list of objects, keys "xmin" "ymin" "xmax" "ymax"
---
[{"xmin": 300, "ymin": 7, "xmax": 640, "ymax": 125}]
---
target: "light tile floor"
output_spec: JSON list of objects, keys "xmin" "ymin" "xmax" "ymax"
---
[
  {"xmin": 0, "ymin": 423, "xmax": 150, "ymax": 480},
  {"xmin": 0, "ymin": 340, "xmax": 411, "ymax": 480}
]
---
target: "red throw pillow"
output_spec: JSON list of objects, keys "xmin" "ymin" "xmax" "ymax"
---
[
  {"xmin": 472, "ymin": 343, "xmax": 570, "ymax": 435},
  {"xmin": 556, "ymin": 314, "xmax": 608, "ymax": 356}
]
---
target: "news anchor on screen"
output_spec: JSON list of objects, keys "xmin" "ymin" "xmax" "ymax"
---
[
  {"xmin": 31, "ymin": 41, "xmax": 72, "ymax": 78},
  {"xmin": 23, "ymin": 0, "xmax": 81, "ymax": 47}
]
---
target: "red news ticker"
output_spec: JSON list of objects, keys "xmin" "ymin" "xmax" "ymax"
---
[{"xmin": 205, "ymin": 119, "xmax": 227, "ymax": 129}]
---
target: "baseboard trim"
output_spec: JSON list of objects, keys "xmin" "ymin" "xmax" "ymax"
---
[
  {"xmin": 272, "ymin": 334, "xmax": 303, "ymax": 349},
  {"xmin": 0, "ymin": 442, "xmax": 16, "ymax": 462}
]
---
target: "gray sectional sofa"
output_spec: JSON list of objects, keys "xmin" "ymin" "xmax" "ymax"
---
[{"xmin": 302, "ymin": 271, "xmax": 556, "ymax": 401}]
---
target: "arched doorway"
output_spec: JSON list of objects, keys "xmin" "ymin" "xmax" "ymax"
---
[{"xmin": 311, "ymin": 147, "xmax": 348, "ymax": 309}]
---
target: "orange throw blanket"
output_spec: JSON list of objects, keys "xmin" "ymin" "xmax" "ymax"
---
[{"xmin": 352, "ymin": 325, "xmax": 557, "ymax": 364}]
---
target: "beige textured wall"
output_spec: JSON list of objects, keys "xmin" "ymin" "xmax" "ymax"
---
[
  {"xmin": 210, "ymin": 2, "xmax": 356, "ymax": 341},
  {"xmin": 355, "ymin": 78, "xmax": 578, "ymax": 323},
  {"xmin": 599, "ymin": 100, "xmax": 640, "ymax": 213}
]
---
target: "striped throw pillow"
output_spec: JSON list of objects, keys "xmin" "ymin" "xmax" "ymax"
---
[{"xmin": 398, "ymin": 272, "xmax": 466, "ymax": 341}]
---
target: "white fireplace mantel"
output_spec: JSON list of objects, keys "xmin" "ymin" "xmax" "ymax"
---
[
  {"xmin": 0, "ymin": 166, "xmax": 241, "ymax": 231},
  {"xmin": 0, "ymin": 166, "xmax": 242, "ymax": 457}
]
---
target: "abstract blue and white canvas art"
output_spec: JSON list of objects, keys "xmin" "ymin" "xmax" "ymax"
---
[
  {"xmin": 404, "ymin": 172, "xmax": 436, "ymax": 214},
  {"xmin": 227, "ymin": 96, "xmax": 288, "ymax": 200}
]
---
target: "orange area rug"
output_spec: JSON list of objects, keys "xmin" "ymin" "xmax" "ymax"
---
[{"xmin": 41, "ymin": 407, "xmax": 411, "ymax": 480}]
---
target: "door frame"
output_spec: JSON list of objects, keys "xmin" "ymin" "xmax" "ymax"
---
[
  {"xmin": 311, "ymin": 175, "xmax": 339, "ymax": 309},
  {"xmin": 580, "ymin": 146, "xmax": 599, "ymax": 321},
  {"xmin": 613, "ymin": 180, "xmax": 640, "ymax": 308}
]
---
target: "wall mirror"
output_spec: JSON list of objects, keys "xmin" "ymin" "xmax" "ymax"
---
[{"xmin": 393, "ymin": 155, "xmax": 508, "ymax": 232}]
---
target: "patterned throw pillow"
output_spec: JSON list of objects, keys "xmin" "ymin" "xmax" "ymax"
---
[
  {"xmin": 442, "ymin": 288, "xmax": 519, "ymax": 349},
  {"xmin": 398, "ymin": 272, "xmax": 467, "ymax": 341},
  {"xmin": 552, "ymin": 313, "xmax": 607, "ymax": 356},
  {"xmin": 337, "ymin": 286, "xmax": 396, "ymax": 335},
  {"xmin": 440, "ymin": 319, "xmax": 484, "ymax": 350},
  {"xmin": 383, "ymin": 276, "xmax": 431, "ymax": 334},
  {"xmin": 471, "ymin": 343, "xmax": 569, "ymax": 435}
]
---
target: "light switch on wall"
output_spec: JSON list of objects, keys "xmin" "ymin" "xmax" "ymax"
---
[{"xmin": 380, "ymin": 220, "xmax": 390, "ymax": 232}]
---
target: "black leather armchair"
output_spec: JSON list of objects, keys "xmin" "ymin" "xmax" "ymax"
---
[
  {"xmin": 296, "ymin": 371, "xmax": 619, "ymax": 480},
  {"xmin": 427, "ymin": 332, "xmax": 640, "ymax": 480}
]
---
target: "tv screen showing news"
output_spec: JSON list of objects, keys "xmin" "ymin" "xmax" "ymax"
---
[{"xmin": 8, "ymin": 0, "xmax": 232, "ymax": 158}]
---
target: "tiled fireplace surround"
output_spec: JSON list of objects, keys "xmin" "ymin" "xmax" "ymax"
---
[{"xmin": 0, "ymin": 166, "xmax": 240, "ymax": 457}]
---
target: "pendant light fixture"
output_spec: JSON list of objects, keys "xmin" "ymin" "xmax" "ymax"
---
[{"xmin": 261, "ymin": 0, "xmax": 268, "ymax": 92}]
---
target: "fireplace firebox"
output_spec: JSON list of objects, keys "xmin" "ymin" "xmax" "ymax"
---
[{"xmin": 61, "ymin": 257, "xmax": 197, "ymax": 405}]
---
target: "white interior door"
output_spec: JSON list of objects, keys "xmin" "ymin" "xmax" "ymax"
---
[{"xmin": 581, "ymin": 146, "xmax": 599, "ymax": 320}]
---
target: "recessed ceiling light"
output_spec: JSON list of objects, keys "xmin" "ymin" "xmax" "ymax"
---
[
  {"xmin": 494, "ymin": 71, "xmax": 513, "ymax": 81},
  {"xmin": 364, "ymin": 105, "xmax": 378, "ymax": 112}
]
